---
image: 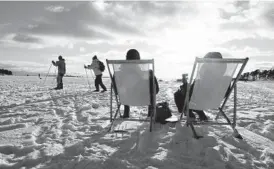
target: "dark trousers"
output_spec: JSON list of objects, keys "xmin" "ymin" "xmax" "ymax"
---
[
  {"xmin": 95, "ymin": 74, "xmax": 106, "ymax": 91},
  {"xmin": 180, "ymin": 83, "xmax": 207, "ymax": 120},
  {"xmin": 189, "ymin": 109, "xmax": 207, "ymax": 120},
  {"xmin": 57, "ymin": 73, "xmax": 64, "ymax": 88}
]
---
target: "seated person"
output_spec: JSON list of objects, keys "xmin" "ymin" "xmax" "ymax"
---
[
  {"xmin": 116, "ymin": 49, "xmax": 159, "ymax": 118},
  {"xmin": 175, "ymin": 52, "xmax": 228, "ymax": 121}
]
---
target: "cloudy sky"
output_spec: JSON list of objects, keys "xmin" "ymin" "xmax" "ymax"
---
[{"xmin": 0, "ymin": 0, "xmax": 273, "ymax": 78}]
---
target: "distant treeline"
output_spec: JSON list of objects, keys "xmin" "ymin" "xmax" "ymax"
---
[
  {"xmin": 240, "ymin": 68, "xmax": 274, "ymax": 81},
  {"xmin": 0, "ymin": 69, "xmax": 13, "ymax": 75},
  {"xmin": 65, "ymin": 75, "xmax": 82, "ymax": 77},
  {"xmin": 46, "ymin": 74, "xmax": 81, "ymax": 77}
]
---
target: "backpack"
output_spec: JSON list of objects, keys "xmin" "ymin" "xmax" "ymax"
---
[
  {"xmin": 98, "ymin": 61, "xmax": 105, "ymax": 72},
  {"xmin": 155, "ymin": 102, "xmax": 172, "ymax": 124}
]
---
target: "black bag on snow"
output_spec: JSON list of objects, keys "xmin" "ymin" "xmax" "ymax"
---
[{"xmin": 155, "ymin": 102, "xmax": 172, "ymax": 124}]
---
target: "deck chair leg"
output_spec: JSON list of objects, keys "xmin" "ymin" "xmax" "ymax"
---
[
  {"xmin": 149, "ymin": 101, "xmax": 156, "ymax": 132},
  {"xmin": 189, "ymin": 123, "xmax": 203, "ymax": 139},
  {"xmin": 233, "ymin": 83, "xmax": 237, "ymax": 128},
  {"xmin": 110, "ymin": 84, "xmax": 113, "ymax": 122},
  {"xmin": 219, "ymin": 108, "xmax": 243, "ymax": 139},
  {"xmin": 149, "ymin": 114, "xmax": 153, "ymax": 132},
  {"xmin": 108, "ymin": 104, "xmax": 121, "ymax": 132}
]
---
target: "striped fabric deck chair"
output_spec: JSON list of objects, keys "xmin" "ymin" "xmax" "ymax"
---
[
  {"xmin": 182, "ymin": 57, "xmax": 249, "ymax": 139},
  {"xmin": 106, "ymin": 59, "xmax": 157, "ymax": 132}
]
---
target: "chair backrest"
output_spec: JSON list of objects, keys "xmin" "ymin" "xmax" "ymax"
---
[
  {"xmin": 189, "ymin": 58, "xmax": 247, "ymax": 110},
  {"xmin": 107, "ymin": 59, "xmax": 154, "ymax": 106}
]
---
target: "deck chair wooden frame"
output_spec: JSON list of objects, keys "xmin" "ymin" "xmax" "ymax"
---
[
  {"xmin": 106, "ymin": 59, "xmax": 157, "ymax": 132},
  {"xmin": 181, "ymin": 57, "xmax": 249, "ymax": 139}
]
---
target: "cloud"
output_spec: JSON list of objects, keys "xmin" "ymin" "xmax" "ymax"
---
[
  {"xmin": 262, "ymin": 6, "xmax": 274, "ymax": 26},
  {"xmin": 12, "ymin": 34, "xmax": 43, "ymax": 43},
  {"xmin": 233, "ymin": 1, "xmax": 250, "ymax": 10},
  {"xmin": 45, "ymin": 5, "xmax": 66, "ymax": 12},
  {"xmin": 24, "ymin": 22, "xmax": 113, "ymax": 39},
  {"xmin": 220, "ymin": 36, "xmax": 274, "ymax": 52},
  {"xmin": 14, "ymin": 2, "xmax": 147, "ymax": 41},
  {"xmin": 0, "ymin": 60, "xmax": 49, "ymax": 73},
  {"xmin": 254, "ymin": 62, "xmax": 274, "ymax": 70},
  {"xmin": 132, "ymin": 1, "xmax": 185, "ymax": 16},
  {"xmin": 0, "ymin": 1, "xmax": 274, "ymax": 77},
  {"xmin": 79, "ymin": 47, "xmax": 86, "ymax": 52}
]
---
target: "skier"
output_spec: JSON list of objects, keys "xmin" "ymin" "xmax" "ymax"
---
[
  {"xmin": 84, "ymin": 55, "xmax": 107, "ymax": 93},
  {"xmin": 52, "ymin": 55, "xmax": 66, "ymax": 90}
]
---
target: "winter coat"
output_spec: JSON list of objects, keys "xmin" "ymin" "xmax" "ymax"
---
[
  {"xmin": 53, "ymin": 59, "xmax": 66, "ymax": 75},
  {"xmin": 87, "ymin": 59, "xmax": 102, "ymax": 76}
]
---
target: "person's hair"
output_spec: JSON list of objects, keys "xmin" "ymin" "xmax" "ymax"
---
[
  {"xmin": 126, "ymin": 49, "xmax": 140, "ymax": 60},
  {"xmin": 204, "ymin": 52, "xmax": 222, "ymax": 59},
  {"xmin": 92, "ymin": 55, "xmax": 97, "ymax": 60},
  {"xmin": 201, "ymin": 52, "xmax": 226, "ymax": 77}
]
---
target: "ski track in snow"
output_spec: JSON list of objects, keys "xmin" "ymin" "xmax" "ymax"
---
[{"xmin": 0, "ymin": 76, "xmax": 273, "ymax": 169}]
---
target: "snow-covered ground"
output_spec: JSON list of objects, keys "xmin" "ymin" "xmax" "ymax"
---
[{"xmin": 0, "ymin": 76, "xmax": 274, "ymax": 169}]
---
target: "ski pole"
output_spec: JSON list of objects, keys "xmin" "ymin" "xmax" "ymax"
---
[
  {"xmin": 85, "ymin": 66, "xmax": 92, "ymax": 91},
  {"xmin": 89, "ymin": 69, "xmax": 95, "ymax": 80},
  {"xmin": 52, "ymin": 67, "xmax": 57, "ymax": 84},
  {"xmin": 42, "ymin": 64, "xmax": 52, "ymax": 85}
]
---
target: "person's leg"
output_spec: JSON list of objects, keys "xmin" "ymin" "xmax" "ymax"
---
[
  {"xmin": 94, "ymin": 75, "xmax": 99, "ymax": 91},
  {"xmin": 56, "ymin": 74, "xmax": 61, "ymax": 89},
  {"xmin": 123, "ymin": 105, "xmax": 130, "ymax": 118},
  {"xmin": 56, "ymin": 75, "xmax": 59, "ymax": 88},
  {"xmin": 188, "ymin": 109, "xmax": 196, "ymax": 119},
  {"xmin": 147, "ymin": 105, "xmax": 153, "ymax": 117},
  {"xmin": 59, "ymin": 73, "xmax": 64, "ymax": 89},
  {"xmin": 193, "ymin": 110, "xmax": 208, "ymax": 121},
  {"xmin": 98, "ymin": 74, "xmax": 107, "ymax": 91}
]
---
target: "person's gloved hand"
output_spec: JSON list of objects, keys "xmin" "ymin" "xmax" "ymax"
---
[
  {"xmin": 84, "ymin": 65, "xmax": 87, "ymax": 69},
  {"xmin": 52, "ymin": 61, "xmax": 55, "ymax": 65}
]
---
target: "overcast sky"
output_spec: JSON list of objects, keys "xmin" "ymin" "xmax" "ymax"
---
[{"xmin": 0, "ymin": 0, "xmax": 273, "ymax": 78}]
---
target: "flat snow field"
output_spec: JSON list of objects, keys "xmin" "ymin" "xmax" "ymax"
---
[{"xmin": 0, "ymin": 76, "xmax": 274, "ymax": 169}]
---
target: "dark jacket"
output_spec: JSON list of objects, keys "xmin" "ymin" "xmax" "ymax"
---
[
  {"xmin": 53, "ymin": 59, "xmax": 66, "ymax": 75},
  {"xmin": 149, "ymin": 70, "xmax": 159, "ymax": 95}
]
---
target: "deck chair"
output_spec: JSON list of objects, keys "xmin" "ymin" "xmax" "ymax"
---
[
  {"xmin": 182, "ymin": 57, "xmax": 249, "ymax": 139},
  {"xmin": 106, "ymin": 59, "xmax": 157, "ymax": 132}
]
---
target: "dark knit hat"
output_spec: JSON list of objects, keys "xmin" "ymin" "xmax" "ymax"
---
[
  {"xmin": 126, "ymin": 49, "xmax": 140, "ymax": 60},
  {"xmin": 92, "ymin": 55, "xmax": 98, "ymax": 60}
]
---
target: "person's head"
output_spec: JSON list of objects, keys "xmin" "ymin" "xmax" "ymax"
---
[
  {"xmin": 58, "ymin": 55, "xmax": 63, "ymax": 60},
  {"xmin": 201, "ymin": 52, "xmax": 226, "ymax": 77},
  {"xmin": 126, "ymin": 49, "xmax": 140, "ymax": 60},
  {"xmin": 92, "ymin": 55, "xmax": 98, "ymax": 60},
  {"xmin": 204, "ymin": 52, "xmax": 222, "ymax": 59}
]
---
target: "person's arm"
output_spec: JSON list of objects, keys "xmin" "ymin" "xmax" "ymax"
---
[
  {"xmin": 85, "ymin": 61, "xmax": 96, "ymax": 69},
  {"xmin": 64, "ymin": 63, "xmax": 66, "ymax": 74},
  {"xmin": 84, "ymin": 64, "xmax": 92, "ymax": 69},
  {"xmin": 154, "ymin": 76, "xmax": 159, "ymax": 94},
  {"xmin": 52, "ymin": 61, "xmax": 57, "ymax": 66},
  {"xmin": 149, "ymin": 70, "xmax": 159, "ymax": 94}
]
